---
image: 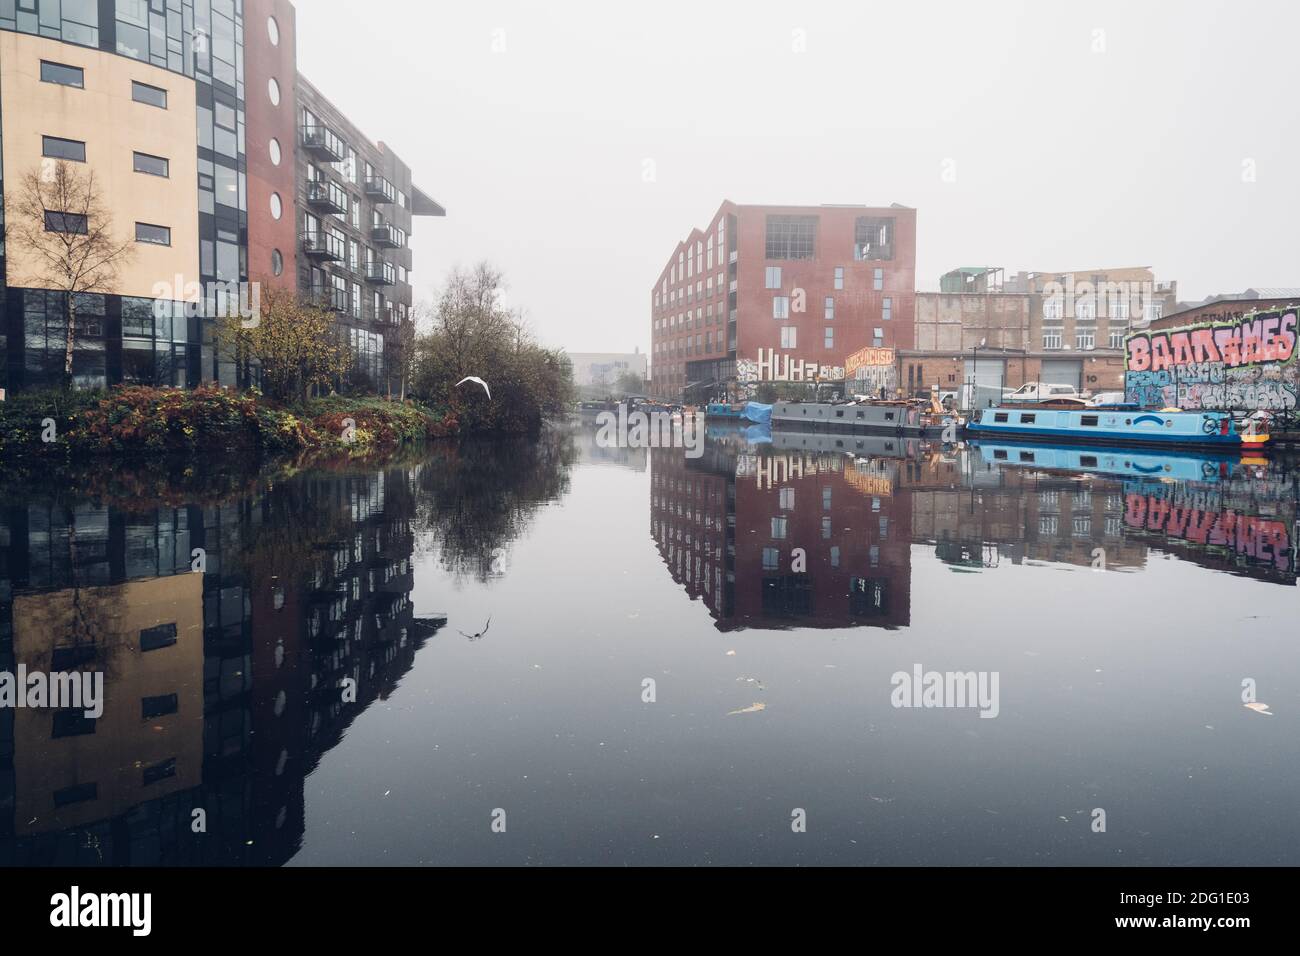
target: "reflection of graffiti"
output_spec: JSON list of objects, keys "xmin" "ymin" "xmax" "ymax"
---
[
  {"xmin": 1124, "ymin": 310, "xmax": 1298, "ymax": 410},
  {"xmin": 1123, "ymin": 493, "xmax": 1292, "ymax": 572}
]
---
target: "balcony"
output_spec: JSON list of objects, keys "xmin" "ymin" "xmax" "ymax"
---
[
  {"xmin": 301, "ymin": 124, "xmax": 344, "ymax": 162},
  {"xmin": 363, "ymin": 176, "xmax": 396, "ymax": 203},
  {"xmin": 306, "ymin": 180, "xmax": 347, "ymax": 215},
  {"xmin": 371, "ymin": 222, "xmax": 405, "ymax": 249},
  {"xmin": 301, "ymin": 230, "xmax": 344, "ymax": 260},
  {"xmin": 310, "ymin": 284, "xmax": 348, "ymax": 312},
  {"xmin": 364, "ymin": 259, "xmax": 396, "ymax": 285}
]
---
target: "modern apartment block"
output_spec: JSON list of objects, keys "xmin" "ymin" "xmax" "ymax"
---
[
  {"xmin": 649, "ymin": 202, "xmax": 917, "ymax": 402},
  {"xmin": 0, "ymin": 0, "xmax": 443, "ymax": 395}
]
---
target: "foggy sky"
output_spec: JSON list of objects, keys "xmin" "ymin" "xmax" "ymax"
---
[{"xmin": 297, "ymin": 0, "xmax": 1299, "ymax": 353}]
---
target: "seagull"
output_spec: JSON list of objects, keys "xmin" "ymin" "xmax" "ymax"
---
[
  {"xmin": 459, "ymin": 617, "xmax": 491, "ymax": 642},
  {"xmin": 456, "ymin": 376, "xmax": 491, "ymax": 400}
]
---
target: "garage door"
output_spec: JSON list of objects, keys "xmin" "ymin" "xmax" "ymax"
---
[
  {"xmin": 963, "ymin": 358, "xmax": 1005, "ymax": 409},
  {"xmin": 1040, "ymin": 359, "xmax": 1082, "ymax": 390}
]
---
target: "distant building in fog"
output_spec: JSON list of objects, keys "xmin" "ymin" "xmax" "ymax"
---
[{"xmin": 566, "ymin": 350, "xmax": 648, "ymax": 389}]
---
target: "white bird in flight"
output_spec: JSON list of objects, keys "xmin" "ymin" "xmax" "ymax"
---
[{"xmin": 456, "ymin": 376, "xmax": 491, "ymax": 400}]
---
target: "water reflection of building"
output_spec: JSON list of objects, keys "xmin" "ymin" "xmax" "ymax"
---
[
  {"xmin": 0, "ymin": 467, "xmax": 441, "ymax": 866},
  {"xmin": 649, "ymin": 437, "xmax": 1298, "ymax": 633}
]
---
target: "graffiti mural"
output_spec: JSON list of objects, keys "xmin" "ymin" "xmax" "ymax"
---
[
  {"xmin": 846, "ymin": 346, "xmax": 897, "ymax": 396},
  {"xmin": 1124, "ymin": 309, "xmax": 1298, "ymax": 410}
]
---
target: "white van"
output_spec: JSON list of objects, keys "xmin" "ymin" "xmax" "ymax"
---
[{"xmin": 1001, "ymin": 382, "xmax": 1081, "ymax": 402}]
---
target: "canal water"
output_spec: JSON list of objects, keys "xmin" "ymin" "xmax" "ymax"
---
[{"xmin": 2, "ymin": 425, "xmax": 1297, "ymax": 866}]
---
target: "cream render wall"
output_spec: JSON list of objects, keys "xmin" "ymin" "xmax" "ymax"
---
[{"xmin": 1, "ymin": 32, "xmax": 199, "ymax": 298}]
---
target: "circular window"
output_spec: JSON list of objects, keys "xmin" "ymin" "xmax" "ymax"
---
[
  {"xmin": 268, "ymin": 77, "xmax": 280, "ymax": 106},
  {"xmin": 271, "ymin": 248, "xmax": 283, "ymax": 275},
  {"xmin": 269, "ymin": 137, "xmax": 281, "ymax": 165},
  {"xmin": 268, "ymin": 16, "xmax": 280, "ymax": 46},
  {"xmin": 270, "ymin": 192, "xmax": 282, "ymax": 220}
]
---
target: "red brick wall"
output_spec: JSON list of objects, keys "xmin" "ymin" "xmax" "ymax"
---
[{"xmin": 244, "ymin": 0, "xmax": 299, "ymax": 292}]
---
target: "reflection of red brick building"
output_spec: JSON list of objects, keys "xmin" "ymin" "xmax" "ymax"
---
[{"xmin": 650, "ymin": 202, "xmax": 917, "ymax": 401}]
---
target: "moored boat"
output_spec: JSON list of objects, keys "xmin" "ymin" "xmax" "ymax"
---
[
  {"xmin": 966, "ymin": 402, "xmax": 1261, "ymax": 448},
  {"xmin": 771, "ymin": 400, "xmax": 926, "ymax": 435}
]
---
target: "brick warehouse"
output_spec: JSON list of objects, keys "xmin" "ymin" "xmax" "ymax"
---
[{"xmin": 649, "ymin": 202, "xmax": 917, "ymax": 402}]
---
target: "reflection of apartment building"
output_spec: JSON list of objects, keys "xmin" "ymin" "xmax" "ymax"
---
[
  {"xmin": 11, "ymin": 575, "xmax": 203, "ymax": 835},
  {"xmin": 0, "ymin": 466, "xmax": 434, "ymax": 864},
  {"xmin": 903, "ymin": 266, "xmax": 1178, "ymax": 397},
  {"xmin": 649, "ymin": 202, "xmax": 917, "ymax": 401},
  {"xmin": 0, "ymin": 1, "xmax": 443, "ymax": 394}
]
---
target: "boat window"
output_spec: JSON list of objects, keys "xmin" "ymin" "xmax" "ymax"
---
[
  {"xmin": 885, "ymin": 412, "xmax": 895, "ymax": 421},
  {"xmin": 1020, "ymin": 413, "xmax": 1036, "ymax": 424},
  {"xmin": 1019, "ymin": 452, "xmax": 1034, "ymax": 462},
  {"xmin": 994, "ymin": 412, "xmax": 1009, "ymax": 423},
  {"xmin": 993, "ymin": 450, "xmax": 1008, "ymax": 460},
  {"xmin": 1081, "ymin": 415, "xmax": 1099, "ymax": 426},
  {"xmin": 836, "ymin": 410, "xmax": 844, "ymax": 418},
  {"xmin": 1080, "ymin": 456, "xmax": 1098, "ymax": 467},
  {"xmin": 856, "ymin": 411, "xmax": 864, "ymax": 419}
]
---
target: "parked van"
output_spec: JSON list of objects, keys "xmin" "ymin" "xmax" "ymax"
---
[{"xmin": 1001, "ymin": 382, "xmax": 1081, "ymax": 402}]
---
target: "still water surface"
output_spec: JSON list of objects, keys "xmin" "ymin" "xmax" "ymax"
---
[{"xmin": 2, "ymin": 426, "xmax": 1298, "ymax": 865}]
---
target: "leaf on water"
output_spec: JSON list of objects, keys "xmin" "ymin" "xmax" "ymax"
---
[
  {"xmin": 1244, "ymin": 702, "xmax": 1274, "ymax": 715},
  {"xmin": 727, "ymin": 702, "xmax": 766, "ymax": 715}
]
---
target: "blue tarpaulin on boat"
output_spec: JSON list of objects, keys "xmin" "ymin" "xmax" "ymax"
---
[{"xmin": 743, "ymin": 402, "xmax": 773, "ymax": 426}]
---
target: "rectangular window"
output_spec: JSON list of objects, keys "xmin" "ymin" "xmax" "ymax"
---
[
  {"xmin": 1076, "ymin": 330, "xmax": 1095, "ymax": 349},
  {"xmin": 132, "ymin": 151, "xmax": 169, "ymax": 177},
  {"xmin": 834, "ymin": 266, "xmax": 844, "ymax": 290},
  {"xmin": 854, "ymin": 217, "xmax": 895, "ymax": 260},
  {"xmin": 765, "ymin": 266, "xmax": 782, "ymax": 289},
  {"xmin": 45, "ymin": 210, "xmax": 88, "ymax": 234},
  {"xmin": 773, "ymin": 296, "xmax": 790, "ymax": 319},
  {"xmin": 824, "ymin": 327, "xmax": 834, "ymax": 349},
  {"xmin": 140, "ymin": 623, "xmax": 178, "ymax": 652},
  {"xmin": 1081, "ymin": 415, "xmax": 1099, "ymax": 427},
  {"xmin": 882, "ymin": 297, "xmax": 892, "ymax": 321},
  {"xmin": 1043, "ymin": 330, "xmax": 1062, "ymax": 349},
  {"xmin": 131, "ymin": 80, "xmax": 168, "ymax": 108},
  {"xmin": 42, "ymin": 135, "xmax": 86, "ymax": 162},
  {"xmin": 781, "ymin": 326, "xmax": 797, "ymax": 349},
  {"xmin": 873, "ymin": 327, "xmax": 884, "ymax": 347},
  {"xmin": 824, "ymin": 297, "xmax": 834, "ymax": 320},
  {"xmin": 41, "ymin": 60, "xmax": 84, "ymax": 88},
  {"xmin": 1020, "ymin": 413, "xmax": 1036, "ymax": 424},
  {"xmin": 142, "ymin": 693, "xmax": 179, "ymax": 720},
  {"xmin": 873, "ymin": 268, "xmax": 884, "ymax": 291},
  {"xmin": 135, "ymin": 222, "xmax": 171, "ymax": 245},
  {"xmin": 52, "ymin": 710, "xmax": 97, "ymax": 738},
  {"xmin": 764, "ymin": 214, "xmax": 817, "ymax": 260},
  {"xmin": 1108, "ymin": 329, "xmax": 1124, "ymax": 349},
  {"xmin": 994, "ymin": 412, "xmax": 1009, "ymax": 423}
]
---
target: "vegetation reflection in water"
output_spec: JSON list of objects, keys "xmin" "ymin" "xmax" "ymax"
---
[{"xmin": 2, "ymin": 426, "xmax": 1297, "ymax": 864}]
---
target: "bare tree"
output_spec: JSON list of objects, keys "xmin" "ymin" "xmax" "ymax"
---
[{"xmin": 8, "ymin": 160, "xmax": 136, "ymax": 387}]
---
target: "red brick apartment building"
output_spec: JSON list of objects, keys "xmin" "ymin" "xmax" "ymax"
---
[{"xmin": 649, "ymin": 202, "xmax": 917, "ymax": 402}]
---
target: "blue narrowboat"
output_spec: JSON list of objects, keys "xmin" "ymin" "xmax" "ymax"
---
[
  {"xmin": 966, "ymin": 402, "xmax": 1256, "ymax": 448},
  {"xmin": 973, "ymin": 440, "xmax": 1245, "ymax": 482}
]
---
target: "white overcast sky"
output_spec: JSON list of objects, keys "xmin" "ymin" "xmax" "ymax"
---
[{"xmin": 297, "ymin": 0, "xmax": 1299, "ymax": 352}]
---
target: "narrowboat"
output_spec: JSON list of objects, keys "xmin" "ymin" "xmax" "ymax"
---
[
  {"xmin": 705, "ymin": 401, "xmax": 773, "ymax": 425},
  {"xmin": 966, "ymin": 403, "xmax": 1261, "ymax": 449},
  {"xmin": 771, "ymin": 400, "xmax": 927, "ymax": 435},
  {"xmin": 972, "ymin": 440, "xmax": 1245, "ymax": 483}
]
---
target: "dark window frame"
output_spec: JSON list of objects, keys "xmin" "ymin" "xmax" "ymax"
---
[
  {"xmin": 132, "ymin": 151, "xmax": 170, "ymax": 177},
  {"xmin": 42, "ymin": 135, "xmax": 86, "ymax": 162},
  {"xmin": 132, "ymin": 80, "xmax": 168, "ymax": 109},
  {"xmin": 44, "ymin": 210, "xmax": 89, "ymax": 234},
  {"xmin": 40, "ymin": 60, "xmax": 85, "ymax": 88},
  {"xmin": 135, "ymin": 222, "xmax": 172, "ymax": 246}
]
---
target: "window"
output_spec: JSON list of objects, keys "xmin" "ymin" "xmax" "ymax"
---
[
  {"xmin": 1076, "ymin": 330, "xmax": 1095, "ymax": 349},
  {"xmin": 765, "ymin": 266, "xmax": 782, "ymax": 289},
  {"xmin": 854, "ymin": 216, "xmax": 895, "ymax": 260},
  {"xmin": 882, "ymin": 297, "xmax": 892, "ymax": 321},
  {"xmin": 135, "ymin": 222, "xmax": 171, "ymax": 245},
  {"xmin": 781, "ymin": 326, "xmax": 797, "ymax": 349},
  {"xmin": 773, "ymin": 296, "xmax": 790, "ymax": 319},
  {"xmin": 994, "ymin": 412, "xmax": 1009, "ymax": 423},
  {"xmin": 765, "ymin": 214, "xmax": 817, "ymax": 259},
  {"xmin": 824, "ymin": 327, "xmax": 834, "ymax": 349},
  {"xmin": 1020, "ymin": 413, "xmax": 1036, "ymax": 424},
  {"xmin": 1043, "ymin": 329, "xmax": 1062, "ymax": 349},
  {"xmin": 834, "ymin": 266, "xmax": 844, "ymax": 290},
  {"xmin": 41, "ymin": 61, "xmax": 84, "ymax": 88},
  {"xmin": 1108, "ymin": 329, "xmax": 1124, "ymax": 349},
  {"xmin": 1081, "ymin": 416, "xmax": 1099, "ymax": 427},
  {"xmin": 272, "ymin": 249, "xmax": 284, "ymax": 276},
  {"xmin": 1043, "ymin": 296, "xmax": 1063, "ymax": 320},
  {"xmin": 873, "ymin": 268, "xmax": 884, "ymax": 291},
  {"xmin": 142, "ymin": 694, "xmax": 179, "ymax": 720},
  {"xmin": 42, "ymin": 136, "xmax": 86, "ymax": 162},
  {"xmin": 132, "ymin": 152, "xmax": 169, "ymax": 177},
  {"xmin": 824, "ymin": 297, "xmax": 834, "ymax": 319},
  {"xmin": 131, "ymin": 81, "xmax": 167, "ymax": 109},
  {"xmin": 45, "ymin": 211, "xmax": 88, "ymax": 234},
  {"xmin": 873, "ymin": 327, "xmax": 884, "ymax": 347},
  {"xmin": 771, "ymin": 517, "xmax": 788, "ymax": 539}
]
